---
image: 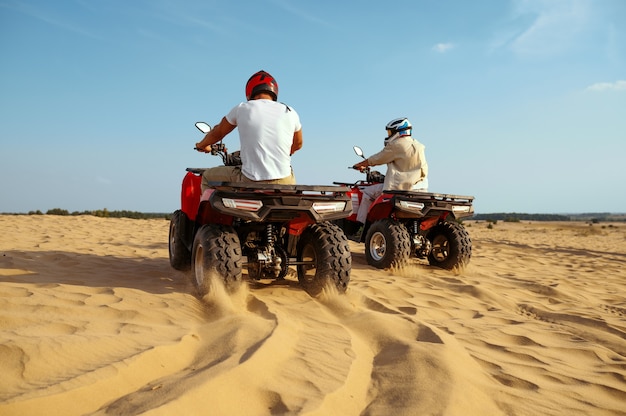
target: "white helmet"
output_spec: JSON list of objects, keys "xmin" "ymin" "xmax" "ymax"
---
[{"xmin": 384, "ymin": 117, "xmax": 412, "ymax": 145}]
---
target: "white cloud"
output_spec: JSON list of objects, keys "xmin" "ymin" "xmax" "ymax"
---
[
  {"xmin": 3, "ymin": 1, "xmax": 101, "ymax": 40},
  {"xmin": 494, "ymin": 0, "xmax": 591, "ymax": 56},
  {"xmin": 269, "ymin": 0, "xmax": 331, "ymax": 27},
  {"xmin": 432, "ymin": 43, "xmax": 454, "ymax": 53},
  {"xmin": 585, "ymin": 80, "xmax": 626, "ymax": 92}
]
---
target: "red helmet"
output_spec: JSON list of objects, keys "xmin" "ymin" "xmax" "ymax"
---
[{"xmin": 245, "ymin": 70, "xmax": 278, "ymax": 101}]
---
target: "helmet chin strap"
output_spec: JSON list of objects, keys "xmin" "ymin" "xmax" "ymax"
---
[{"xmin": 384, "ymin": 132, "xmax": 400, "ymax": 145}]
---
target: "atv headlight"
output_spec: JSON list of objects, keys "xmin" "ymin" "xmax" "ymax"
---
[
  {"xmin": 398, "ymin": 200, "xmax": 425, "ymax": 211},
  {"xmin": 312, "ymin": 201, "xmax": 347, "ymax": 213},
  {"xmin": 222, "ymin": 198, "xmax": 263, "ymax": 212},
  {"xmin": 452, "ymin": 205, "xmax": 471, "ymax": 213}
]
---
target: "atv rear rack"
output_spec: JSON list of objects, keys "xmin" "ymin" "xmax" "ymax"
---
[
  {"xmin": 384, "ymin": 190, "xmax": 474, "ymax": 205},
  {"xmin": 383, "ymin": 190, "xmax": 475, "ymax": 219},
  {"xmin": 186, "ymin": 168, "xmax": 350, "ymax": 195}
]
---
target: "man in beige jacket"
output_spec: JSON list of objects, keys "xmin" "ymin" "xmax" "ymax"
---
[{"xmin": 352, "ymin": 117, "xmax": 428, "ymax": 231}]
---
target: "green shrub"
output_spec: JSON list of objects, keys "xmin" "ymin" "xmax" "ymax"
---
[{"xmin": 46, "ymin": 208, "xmax": 69, "ymax": 216}]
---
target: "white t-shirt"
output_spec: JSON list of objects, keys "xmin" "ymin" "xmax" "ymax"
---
[{"xmin": 225, "ymin": 99, "xmax": 302, "ymax": 181}]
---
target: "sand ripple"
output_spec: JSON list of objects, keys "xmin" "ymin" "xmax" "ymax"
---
[{"xmin": 1, "ymin": 216, "xmax": 625, "ymax": 415}]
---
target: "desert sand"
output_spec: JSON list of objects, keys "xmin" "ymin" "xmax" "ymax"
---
[{"xmin": 1, "ymin": 215, "xmax": 625, "ymax": 416}]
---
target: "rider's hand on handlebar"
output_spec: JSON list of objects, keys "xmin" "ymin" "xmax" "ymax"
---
[
  {"xmin": 352, "ymin": 160, "xmax": 368, "ymax": 173},
  {"xmin": 195, "ymin": 143, "xmax": 208, "ymax": 152}
]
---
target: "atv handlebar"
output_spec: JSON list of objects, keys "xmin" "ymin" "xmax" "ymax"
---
[
  {"xmin": 194, "ymin": 143, "xmax": 226, "ymax": 154},
  {"xmin": 340, "ymin": 165, "xmax": 385, "ymax": 185}
]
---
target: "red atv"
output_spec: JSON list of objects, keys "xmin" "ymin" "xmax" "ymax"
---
[
  {"xmin": 168, "ymin": 122, "xmax": 353, "ymax": 297},
  {"xmin": 333, "ymin": 146, "xmax": 474, "ymax": 270}
]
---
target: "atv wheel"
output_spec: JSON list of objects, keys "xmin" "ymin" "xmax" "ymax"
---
[
  {"xmin": 192, "ymin": 224, "xmax": 243, "ymax": 296},
  {"xmin": 427, "ymin": 221, "xmax": 472, "ymax": 269},
  {"xmin": 297, "ymin": 222, "xmax": 351, "ymax": 297},
  {"xmin": 365, "ymin": 219, "xmax": 411, "ymax": 269},
  {"xmin": 169, "ymin": 210, "xmax": 191, "ymax": 271}
]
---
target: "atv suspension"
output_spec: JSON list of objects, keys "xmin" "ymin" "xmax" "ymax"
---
[
  {"xmin": 244, "ymin": 224, "xmax": 288, "ymax": 280},
  {"xmin": 408, "ymin": 220, "xmax": 432, "ymax": 258}
]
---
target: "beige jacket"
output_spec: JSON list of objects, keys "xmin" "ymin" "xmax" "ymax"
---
[{"xmin": 367, "ymin": 136, "xmax": 428, "ymax": 191}]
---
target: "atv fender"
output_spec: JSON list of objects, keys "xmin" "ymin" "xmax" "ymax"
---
[{"xmin": 181, "ymin": 172, "xmax": 202, "ymax": 220}]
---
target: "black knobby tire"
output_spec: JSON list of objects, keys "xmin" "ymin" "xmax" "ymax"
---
[
  {"xmin": 191, "ymin": 224, "xmax": 243, "ymax": 296},
  {"xmin": 296, "ymin": 222, "xmax": 351, "ymax": 297},
  {"xmin": 427, "ymin": 221, "xmax": 472, "ymax": 270},
  {"xmin": 364, "ymin": 218, "xmax": 411, "ymax": 269},
  {"xmin": 169, "ymin": 210, "xmax": 191, "ymax": 271}
]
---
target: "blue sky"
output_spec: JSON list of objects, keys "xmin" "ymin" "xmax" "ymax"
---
[{"xmin": 1, "ymin": 0, "xmax": 624, "ymax": 214}]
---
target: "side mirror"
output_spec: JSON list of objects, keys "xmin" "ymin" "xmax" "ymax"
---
[
  {"xmin": 195, "ymin": 122, "xmax": 212, "ymax": 134},
  {"xmin": 353, "ymin": 146, "xmax": 365, "ymax": 159}
]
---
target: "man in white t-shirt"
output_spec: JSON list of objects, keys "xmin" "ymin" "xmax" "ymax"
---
[{"xmin": 195, "ymin": 70, "xmax": 303, "ymax": 192}]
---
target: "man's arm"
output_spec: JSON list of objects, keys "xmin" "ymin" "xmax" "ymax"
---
[
  {"xmin": 418, "ymin": 145, "xmax": 428, "ymax": 179},
  {"xmin": 367, "ymin": 144, "xmax": 396, "ymax": 166},
  {"xmin": 290, "ymin": 129, "xmax": 303, "ymax": 155},
  {"xmin": 195, "ymin": 117, "xmax": 236, "ymax": 151}
]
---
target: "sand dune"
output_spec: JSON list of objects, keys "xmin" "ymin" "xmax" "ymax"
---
[{"xmin": 1, "ymin": 215, "xmax": 625, "ymax": 415}]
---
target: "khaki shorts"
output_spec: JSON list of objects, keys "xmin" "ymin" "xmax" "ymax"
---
[{"xmin": 201, "ymin": 166, "xmax": 296, "ymax": 192}]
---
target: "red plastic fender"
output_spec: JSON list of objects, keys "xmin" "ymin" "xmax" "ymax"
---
[
  {"xmin": 367, "ymin": 192, "xmax": 394, "ymax": 222},
  {"xmin": 420, "ymin": 212, "xmax": 449, "ymax": 231},
  {"xmin": 345, "ymin": 188, "xmax": 362, "ymax": 221},
  {"xmin": 181, "ymin": 172, "xmax": 202, "ymax": 220},
  {"xmin": 287, "ymin": 213, "xmax": 314, "ymax": 236}
]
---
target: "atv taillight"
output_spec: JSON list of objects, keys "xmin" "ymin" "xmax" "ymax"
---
[
  {"xmin": 312, "ymin": 201, "xmax": 347, "ymax": 214},
  {"xmin": 452, "ymin": 205, "xmax": 471, "ymax": 213},
  {"xmin": 397, "ymin": 200, "xmax": 425, "ymax": 212},
  {"xmin": 222, "ymin": 198, "xmax": 263, "ymax": 211}
]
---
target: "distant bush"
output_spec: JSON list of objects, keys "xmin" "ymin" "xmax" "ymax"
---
[
  {"xmin": 472, "ymin": 212, "xmax": 626, "ymax": 222},
  {"xmin": 3, "ymin": 209, "xmax": 170, "ymax": 220},
  {"xmin": 80, "ymin": 209, "xmax": 170, "ymax": 220},
  {"xmin": 46, "ymin": 208, "xmax": 70, "ymax": 216},
  {"xmin": 473, "ymin": 213, "xmax": 570, "ymax": 221}
]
